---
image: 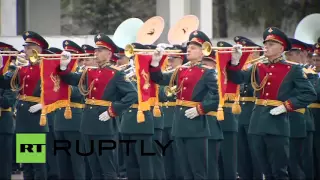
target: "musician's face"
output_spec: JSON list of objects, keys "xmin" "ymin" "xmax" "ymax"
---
[
  {"xmin": 263, "ymin": 41, "xmax": 284, "ymax": 58},
  {"xmin": 116, "ymin": 56, "xmax": 129, "ymax": 66},
  {"xmin": 187, "ymin": 44, "xmax": 203, "ymax": 61},
  {"xmin": 312, "ymin": 56, "xmax": 320, "ymax": 72},
  {"xmin": 94, "ymin": 48, "xmax": 112, "ymax": 64},
  {"xmin": 168, "ymin": 57, "xmax": 183, "ymax": 69},
  {"xmin": 285, "ymin": 50, "xmax": 301, "ymax": 63},
  {"xmin": 84, "ymin": 57, "xmax": 97, "ymax": 67},
  {"xmin": 24, "ymin": 45, "xmax": 42, "ymax": 59}
]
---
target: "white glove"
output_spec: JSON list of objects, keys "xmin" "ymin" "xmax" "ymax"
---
[
  {"xmin": 99, "ymin": 111, "xmax": 111, "ymax": 121},
  {"xmin": 60, "ymin": 51, "xmax": 72, "ymax": 70},
  {"xmin": 151, "ymin": 47, "xmax": 164, "ymax": 67},
  {"xmin": 28, "ymin": 104, "xmax": 42, "ymax": 113},
  {"xmin": 269, "ymin": 105, "xmax": 287, "ymax": 115},
  {"xmin": 231, "ymin": 44, "xmax": 243, "ymax": 65},
  {"xmin": 185, "ymin": 107, "xmax": 200, "ymax": 119},
  {"xmin": 16, "ymin": 53, "xmax": 29, "ymax": 66}
]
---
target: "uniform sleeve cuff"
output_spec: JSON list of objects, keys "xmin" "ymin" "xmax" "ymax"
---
[
  {"xmin": 108, "ymin": 105, "xmax": 117, "ymax": 117},
  {"xmin": 196, "ymin": 103, "xmax": 205, "ymax": 115},
  {"xmin": 284, "ymin": 100, "xmax": 294, "ymax": 112},
  {"xmin": 150, "ymin": 66, "xmax": 161, "ymax": 73}
]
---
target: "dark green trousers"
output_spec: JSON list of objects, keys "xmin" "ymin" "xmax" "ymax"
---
[
  {"xmin": 152, "ymin": 129, "xmax": 166, "ymax": 179},
  {"xmin": 46, "ymin": 125, "xmax": 58, "ymax": 179},
  {"xmin": 54, "ymin": 131, "xmax": 85, "ymax": 179},
  {"xmin": 0, "ymin": 134, "xmax": 13, "ymax": 179},
  {"xmin": 116, "ymin": 132, "xmax": 126, "ymax": 178},
  {"xmin": 122, "ymin": 134, "xmax": 154, "ymax": 179},
  {"xmin": 302, "ymin": 132, "xmax": 314, "ymax": 180},
  {"xmin": 218, "ymin": 132, "xmax": 237, "ymax": 180},
  {"xmin": 83, "ymin": 135, "xmax": 117, "ymax": 179},
  {"xmin": 175, "ymin": 137, "xmax": 208, "ymax": 179},
  {"xmin": 22, "ymin": 163, "xmax": 47, "ymax": 180},
  {"xmin": 85, "ymin": 156, "xmax": 92, "ymax": 179},
  {"xmin": 314, "ymin": 134, "xmax": 320, "ymax": 180},
  {"xmin": 162, "ymin": 128, "xmax": 183, "ymax": 179},
  {"xmin": 238, "ymin": 125, "xmax": 262, "ymax": 179},
  {"xmin": 208, "ymin": 139, "xmax": 220, "ymax": 180},
  {"xmin": 288, "ymin": 137, "xmax": 305, "ymax": 179},
  {"xmin": 251, "ymin": 134, "xmax": 289, "ymax": 180}
]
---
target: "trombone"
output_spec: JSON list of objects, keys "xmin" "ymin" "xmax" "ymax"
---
[
  {"xmin": 0, "ymin": 51, "xmax": 20, "ymax": 55},
  {"xmin": 202, "ymin": 41, "xmax": 266, "ymax": 56},
  {"xmin": 124, "ymin": 44, "xmax": 188, "ymax": 58}
]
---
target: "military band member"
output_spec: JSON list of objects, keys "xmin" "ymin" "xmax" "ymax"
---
[
  {"xmin": 162, "ymin": 45, "xmax": 186, "ymax": 180},
  {"xmin": 227, "ymin": 27, "xmax": 317, "ymax": 179},
  {"xmin": 150, "ymin": 30, "xmax": 220, "ymax": 179},
  {"xmin": 58, "ymin": 33, "xmax": 137, "ymax": 179},
  {"xmin": 81, "ymin": 44, "xmax": 96, "ymax": 180},
  {"xmin": 216, "ymin": 41, "xmax": 238, "ymax": 180},
  {"xmin": 5, "ymin": 31, "xmax": 50, "ymax": 179},
  {"xmin": 118, "ymin": 45, "xmax": 155, "ymax": 179},
  {"xmin": 233, "ymin": 36, "xmax": 263, "ymax": 180},
  {"xmin": 0, "ymin": 43, "xmax": 17, "ymax": 180},
  {"xmin": 311, "ymin": 42, "xmax": 320, "ymax": 180},
  {"xmin": 53, "ymin": 41, "xmax": 86, "ymax": 179},
  {"xmin": 283, "ymin": 38, "xmax": 310, "ymax": 179},
  {"xmin": 202, "ymin": 51, "xmax": 224, "ymax": 180}
]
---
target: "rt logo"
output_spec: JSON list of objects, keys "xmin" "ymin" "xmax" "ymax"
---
[{"xmin": 16, "ymin": 133, "xmax": 46, "ymax": 163}]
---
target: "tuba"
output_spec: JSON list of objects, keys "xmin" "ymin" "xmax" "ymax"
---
[{"xmin": 294, "ymin": 13, "xmax": 320, "ymax": 44}]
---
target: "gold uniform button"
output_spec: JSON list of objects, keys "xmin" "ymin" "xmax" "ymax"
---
[
  {"xmin": 95, "ymin": 78, "xmax": 98, "ymax": 81},
  {"xmin": 112, "ymin": 72, "xmax": 114, "ymax": 74},
  {"xmin": 25, "ymin": 84, "xmax": 28, "ymax": 87},
  {"xmin": 129, "ymin": 110, "xmax": 132, "ymax": 112},
  {"xmin": 27, "ymin": 75, "xmax": 30, "ymax": 78},
  {"xmin": 183, "ymin": 87, "xmax": 186, "ymax": 90},
  {"xmin": 185, "ymin": 77, "xmax": 188, "ymax": 80},
  {"xmin": 181, "ymin": 97, "xmax": 184, "ymax": 100},
  {"xmin": 269, "ymin": 73, "xmax": 272, "ymax": 75},
  {"xmin": 189, "ymin": 69, "xmax": 192, "ymax": 72},
  {"xmin": 21, "ymin": 104, "xmax": 24, "ymax": 106},
  {"xmin": 242, "ymin": 102, "xmax": 246, "ymax": 105},
  {"xmin": 266, "ymin": 93, "xmax": 269, "ymax": 96},
  {"xmin": 99, "ymin": 71, "xmax": 101, "ymax": 73},
  {"xmin": 271, "ymin": 65, "xmax": 274, "ymax": 68},
  {"xmin": 180, "ymin": 107, "xmax": 183, "ymax": 110},
  {"xmin": 92, "ymin": 97, "xmax": 95, "ymax": 100},
  {"xmin": 90, "ymin": 107, "xmax": 92, "ymax": 109},
  {"xmin": 267, "ymin": 82, "xmax": 271, "ymax": 85},
  {"xmin": 30, "ymin": 67, "xmax": 33, "ymax": 70},
  {"xmin": 93, "ymin": 87, "xmax": 97, "ymax": 90}
]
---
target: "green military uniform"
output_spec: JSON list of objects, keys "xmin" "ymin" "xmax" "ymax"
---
[
  {"xmin": 3, "ymin": 31, "xmax": 50, "ymax": 180},
  {"xmin": 0, "ymin": 86, "xmax": 16, "ymax": 179},
  {"xmin": 202, "ymin": 51, "xmax": 224, "ymax": 180},
  {"xmin": 286, "ymin": 39, "xmax": 310, "ymax": 179},
  {"xmin": 150, "ymin": 30, "xmax": 220, "ymax": 179},
  {"xmin": 233, "ymin": 36, "xmax": 263, "ymax": 180},
  {"xmin": 53, "ymin": 43, "xmax": 86, "ymax": 179},
  {"xmin": 215, "ymin": 41, "xmax": 238, "ymax": 180},
  {"xmin": 119, "ymin": 77, "xmax": 155, "ymax": 179},
  {"xmin": 310, "ymin": 43, "xmax": 320, "ymax": 179},
  {"xmin": 227, "ymin": 27, "xmax": 317, "ymax": 179},
  {"xmin": 58, "ymin": 33, "xmax": 137, "ymax": 179},
  {"xmin": 81, "ymin": 44, "xmax": 95, "ymax": 180}
]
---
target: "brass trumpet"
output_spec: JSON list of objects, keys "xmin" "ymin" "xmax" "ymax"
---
[
  {"xmin": 202, "ymin": 41, "xmax": 266, "ymax": 56},
  {"xmin": 29, "ymin": 50, "xmax": 96, "ymax": 63},
  {"xmin": 244, "ymin": 56, "xmax": 268, "ymax": 65},
  {"xmin": 0, "ymin": 51, "xmax": 20, "ymax": 55},
  {"xmin": 124, "ymin": 44, "xmax": 188, "ymax": 58}
]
